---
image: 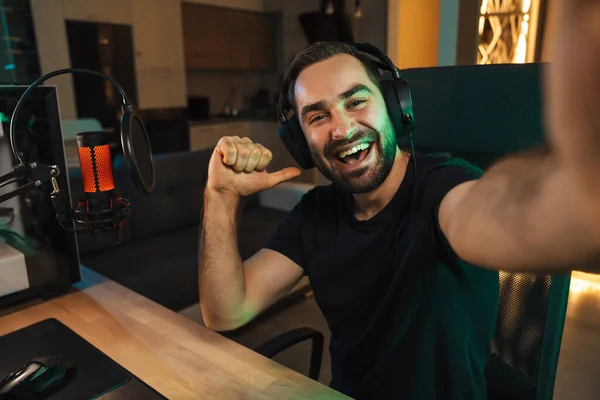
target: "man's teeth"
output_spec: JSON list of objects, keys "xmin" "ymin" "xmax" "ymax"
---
[{"xmin": 338, "ymin": 142, "xmax": 370, "ymax": 159}]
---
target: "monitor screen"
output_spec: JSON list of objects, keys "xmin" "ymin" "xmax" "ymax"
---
[{"xmin": 0, "ymin": 85, "xmax": 80, "ymax": 310}]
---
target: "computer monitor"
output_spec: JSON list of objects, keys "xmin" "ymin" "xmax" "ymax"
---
[{"xmin": 0, "ymin": 85, "xmax": 80, "ymax": 310}]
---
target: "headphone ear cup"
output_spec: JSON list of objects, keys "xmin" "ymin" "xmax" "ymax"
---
[
  {"xmin": 278, "ymin": 117, "xmax": 314, "ymax": 170},
  {"xmin": 380, "ymin": 78, "xmax": 415, "ymax": 140},
  {"xmin": 381, "ymin": 80, "xmax": 404, "ymax": 139}
]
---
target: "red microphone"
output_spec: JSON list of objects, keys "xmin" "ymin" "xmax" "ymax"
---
[{"xmin": 74, "ymin": 131, "xmax": 131, "ymax": 248}]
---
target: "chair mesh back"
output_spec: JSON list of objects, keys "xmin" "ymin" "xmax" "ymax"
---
[{"xmin": 485, "ymin": 272, "xmax": 552, "ymax": 399}]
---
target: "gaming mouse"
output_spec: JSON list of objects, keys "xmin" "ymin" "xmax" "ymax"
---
[{"xmin": 0, "ymin": 354, "xmax": 75, "ymax": 398}]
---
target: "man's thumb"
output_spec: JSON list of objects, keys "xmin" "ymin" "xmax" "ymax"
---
[{"xmin": 265, "ymin": 167, "xmax": 302, "ymax": 189}]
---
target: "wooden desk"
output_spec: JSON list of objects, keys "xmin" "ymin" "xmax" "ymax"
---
[{"xmin": 0, "ymin": 267, "xmax": 349, "ymax": 399}]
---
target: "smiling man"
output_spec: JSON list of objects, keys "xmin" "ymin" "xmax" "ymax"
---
[
  {"xmin": 200, "ymin": 2, "xmax": 600, "ymax": 397},
  {"xmin": 200, "ymin": 41, "xmax": 500, "ymax": 399}
]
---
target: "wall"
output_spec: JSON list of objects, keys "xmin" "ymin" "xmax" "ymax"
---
[
  {"xmin": 30, "ymin": 0, "xmax": 77, "ymax": 120},
  {"xmin": 30, "ymin": 0, "xmax": 188, "ymax": 121},
  {"xmin": 455, "ymin": 0, "xmax": 480, "ymax": 65},
  {"xmin": 387, "ymin": 0, "xmax": 484, "ymax": 68},
  {"xmin": 540, "ymin": 0, "xmax": 559, "ymax": 62},
  {"xmin": 184, "ymin": 0, "xmax": 263, "ymax": 11},
  {"xmin": 263, "ymin": 0, "xmax": 319, "ymax": 74},
  {"xmin": 387, "ymin": 0, "xmax": 441, "ymax": 69},
  {"xmin": 345, "ymin": 0, "xmax": 387, "ymax": 51},
  {"xmin": 437, "ymin": 0, "xmax": 460, "ymax": 66},
  {"xmin": 262, "ymin": 0, "xmax": 387, "ymax": 72}
]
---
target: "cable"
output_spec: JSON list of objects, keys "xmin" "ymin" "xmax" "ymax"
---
[
  {"xmin": 408, "ymin": 132, "xmax": 417, "ymax": 174},
  {"xmin": 9, "ymin": 68, "xmax": 130, "ymax": 165}
]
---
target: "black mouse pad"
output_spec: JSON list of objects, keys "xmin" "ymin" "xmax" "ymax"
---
[{"xmin": 0, "ymin": 318, "xmax": 151, "ymax": 399}]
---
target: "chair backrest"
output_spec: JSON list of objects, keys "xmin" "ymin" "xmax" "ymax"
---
[{"xmin": 401, "ymin": 63, "xmax": 571, "ymax": 400}]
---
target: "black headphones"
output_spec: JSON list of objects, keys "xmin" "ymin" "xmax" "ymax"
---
[{"xmin": 277, "ymin": 42, "xmax": 415, "ymax": 170}]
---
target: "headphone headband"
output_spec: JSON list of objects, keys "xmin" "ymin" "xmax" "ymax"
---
[
  {"xmin": 346, "ymin": 42, "xmax": 402, "ymax": 79},
  {"xmin": 277, "ymin": 74, "xmax": 291, "ymax": 124}
]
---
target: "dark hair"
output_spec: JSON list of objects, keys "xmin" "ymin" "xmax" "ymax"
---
[{"xmin": 284, "ymin": 41, "xmax": 383, "ymax": 113}]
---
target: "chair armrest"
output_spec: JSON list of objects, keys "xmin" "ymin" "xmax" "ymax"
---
[{"xmin": 254, "ymin": 327, "xmax": 324, "ymax": 381}]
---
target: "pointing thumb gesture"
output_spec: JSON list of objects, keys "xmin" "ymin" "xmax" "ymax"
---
[
  {"xmin": 265, "ymin": 167, "xmax": 302, "ymax": 190},
  {"xmin": 207, "ymin": 136, "xmax": 303, "ymax": 198}
]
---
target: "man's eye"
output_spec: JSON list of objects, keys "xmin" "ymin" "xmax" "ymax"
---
[
  {"xmin": 309, "ymin": 115, "xmax": 326, "ymax": 124},
  {"xmin": 348, "ymin": 99, "xmax": 366, "ymax": 108}
]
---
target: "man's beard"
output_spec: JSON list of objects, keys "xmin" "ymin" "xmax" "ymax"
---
[{"xmin": 311, "ymin": 120, "xmax": 397, "ymax": 194}]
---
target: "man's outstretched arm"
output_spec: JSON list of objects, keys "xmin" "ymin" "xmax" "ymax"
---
[
  {"xmin": 438, "ymin": 0, "xmax": 600, "ymax": 273},
  {"xmin": 439, "ymin": 147, "xmax": 600, "ymax": 272}
]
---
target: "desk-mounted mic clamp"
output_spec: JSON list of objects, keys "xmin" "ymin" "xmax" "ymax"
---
[{"xmin": 0, "ymin": 162, "xmax": 61, "ymax": 205}]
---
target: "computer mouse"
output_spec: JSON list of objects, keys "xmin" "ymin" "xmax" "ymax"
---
[{"xmin": 0, "ymin": 354, "xmax": 75, "ymax": 398}]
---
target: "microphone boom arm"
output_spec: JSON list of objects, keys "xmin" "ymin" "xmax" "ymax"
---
[
  {"xmin": 0, "ymin": 162, "xmax": 92, "ymax": 233},
  {"xmin": 0, "ymin": 160, "xmax": 129, "ymax": 237},
  {"xmin": 0, "ymin": 162, "xmax": 60, "ymax": 204}
]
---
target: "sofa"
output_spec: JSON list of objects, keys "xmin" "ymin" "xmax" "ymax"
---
[{"xmin": 67, "ymin": 148, "xmax": 305, "ymax": 313}]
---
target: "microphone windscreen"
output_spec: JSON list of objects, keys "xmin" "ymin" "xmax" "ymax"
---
[
  {"xmin": 76, "ymin": 131, "xmax": 115, "ymax": 193},
  {"xmin": 131, "ymin": 117, "xmax": 153, "ymax": 188}
]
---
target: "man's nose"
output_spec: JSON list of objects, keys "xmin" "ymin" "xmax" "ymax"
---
[{"xmin": 331, "ymin": 111, "xmax": 356, "ymax": 140}]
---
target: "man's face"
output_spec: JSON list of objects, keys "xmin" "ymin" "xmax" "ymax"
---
[{"xmin": 294, "ymin": 54, "xmax": 397, "ymax": 193}]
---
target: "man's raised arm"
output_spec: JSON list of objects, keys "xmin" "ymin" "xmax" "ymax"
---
[
  {"xmin": 199, "ymin": 136, "xmax": 303, "ymax": 331},
  {"xmin": 438, "ymin": 0, "xmax": 600, "ymax": 273}
]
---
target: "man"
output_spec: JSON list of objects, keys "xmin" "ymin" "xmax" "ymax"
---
[
  {"xmin": 199, "ymin": 1, "xmax": 600, "ymax": 398},
  {"xmin": 200, "ymin": 40, "xmax": 501, "ymax": 398}
]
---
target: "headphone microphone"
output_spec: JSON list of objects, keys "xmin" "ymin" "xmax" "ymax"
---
[
  {"xmin": 277, "ymin": 42, "xmax": 417, "ymax": 172},
  {"xmin": 0, "ymin": 68, "xmax": 155, "ymax": 249}
]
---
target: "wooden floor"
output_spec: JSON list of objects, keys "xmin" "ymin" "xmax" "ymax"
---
[{"xmin": 180, "ymin": 271, "xmax": 600, "ymax": 399}]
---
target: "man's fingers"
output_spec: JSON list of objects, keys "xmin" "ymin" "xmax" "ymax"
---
[
  {"xmin": 217, "ymin": 137, "xmax": 274, "ymax": 174},
  {"xmin": 244, "ymin": 145, "xmax": 262, "ymax": 172},
  {"xmin": 255, "ymin": 144, "xmax": 273, "ymax": 171},
  {"xmin": 233, "ymin": 143, "xmax": 251, "ymax": 172},
  {"xmin": 265, "ymin": 167, "xmax": 302, "ymax": 189},
  {"xmin": 217, "ymin": 136, "xmax": 237, "ymax": 166}
]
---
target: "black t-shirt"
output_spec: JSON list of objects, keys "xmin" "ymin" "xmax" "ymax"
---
[{"xmin": 266, "ymin": 153, "xmax": 500, "ymax": 399}]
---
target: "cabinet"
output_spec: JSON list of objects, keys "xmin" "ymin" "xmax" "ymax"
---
[
  {"xmin": 182, "ymin": 3, "xmax": 276, "ymax": 71},
  {"xmin": 62, "ymin": 0, "xmax": 133, "ymax": 24},
  {"xmin": 131, "ymin": 0, "xmax": 187, "ymax": 109},
  {"xmin": 189, "ymin": 121, "xmax": 253, "ymax": 151}
]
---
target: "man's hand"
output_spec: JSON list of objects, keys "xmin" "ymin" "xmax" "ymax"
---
[{"xmin": 206, "ymin": 136, "xmax": 301, "ymax": 198}]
